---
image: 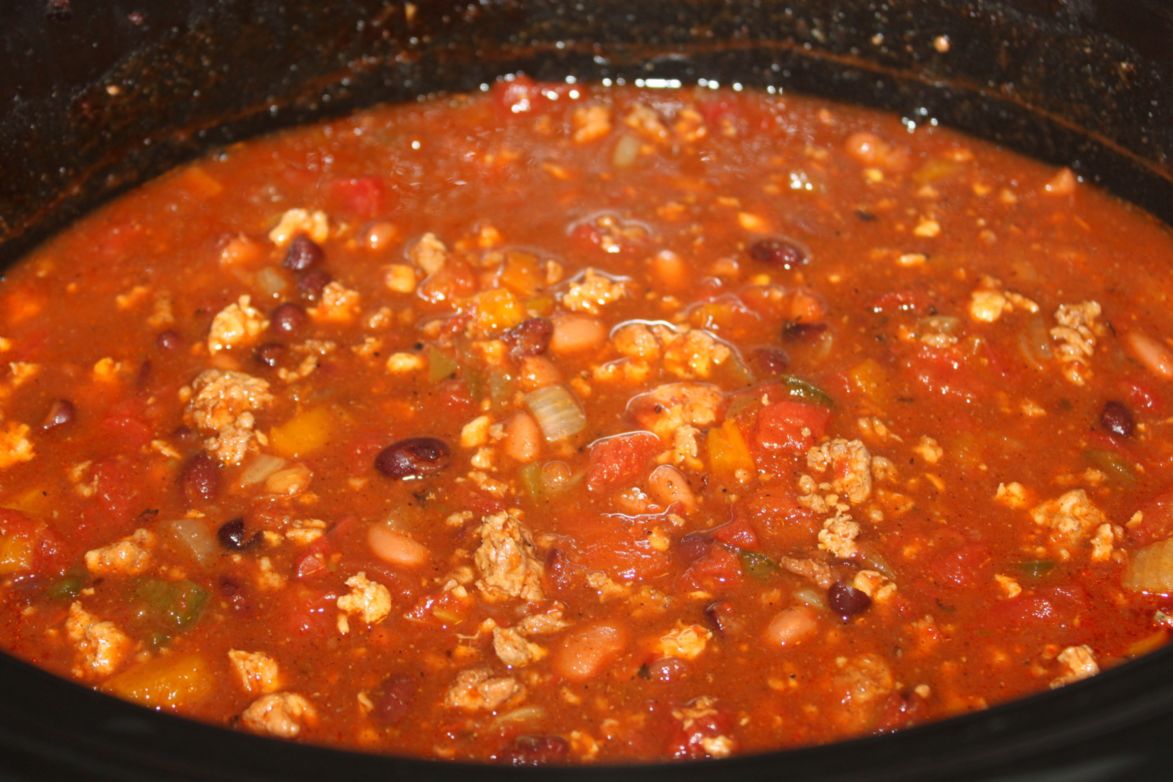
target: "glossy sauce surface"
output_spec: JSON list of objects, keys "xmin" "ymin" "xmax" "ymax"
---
[{"xmin": 0, "ymin": 80, "xmax": 1172, "ymax": 762}]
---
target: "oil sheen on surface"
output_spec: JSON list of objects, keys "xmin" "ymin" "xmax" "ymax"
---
[{"xmin": 0, "ymin": 79, "xmax": 1172, "ymax": 763}]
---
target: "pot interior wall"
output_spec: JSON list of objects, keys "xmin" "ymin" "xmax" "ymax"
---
[{"xmin": 1, "ymin": 0, "xmax": 1170, "ymax": 268}]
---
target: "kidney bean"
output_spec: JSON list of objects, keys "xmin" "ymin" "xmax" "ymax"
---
[
  {"xmin": 156, "ymin": 330, "xmax": 181, "ymax": 350},
  {"xmin": 282, "ymin": 233, "xmax": 324, "ymax": 271},
  {"xmin": 500, "ymin": 734, "xmax": 570, "ymax": 766},
  {"xmin": 642, "ymin": 656, "xmax": 687, "ymax": 683},
  {"xmin": 747, "ymin": 237, "xmax": 808, "ymax": 270},
  {"xmin": 370, "ymin": 673, "xmax": 417, "ymax": 725},
  {"xmin": 1100, "ymin": 400, "xmax": 1134, "ymax": 438},
  {"xmin": 41, "ymin": 399, "xmax": 76, "ymax": 430},
  {"xmin": 297, "ymin": 269, "xmax": 332, "ymax": 301},
  {"xmin": 270, "ymin": 302, "xmax": 308, "ymax": 334},
  {"xmin": 677, "ymin": 532, "xmax": 712, "ymax": 563},
  {"xmin": 828, "ymin": 581, "xmax": 872, "ymax": 619},
  {"xmin": 704, "ymin": 600, "xmax": 741, "ymax": 636},
  {"xmin": 374, "ymin": 437, "xmax": 451, "ymax": 480},
  {"xmin": 503, "ymin": 317, "xmax": 554, "ymax": 357},
  {"xmin": 180, "ymin": 452, "xmax": 221, "ymax": 504},
  {"xmin": 217, "ymin": 518, "xmax": 260, "ymax": 551},
  {"xmin": 218, "ymin": 576, "xmax": 250, "ymax": 613},
  {"xmin": 254, "ymin": 342, "xmax": 286, "ymax": 368}
]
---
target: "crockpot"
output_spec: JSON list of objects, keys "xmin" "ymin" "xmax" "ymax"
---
[{"xmin": 0, "ymin": 1, "xmax": 1170, "ymax": 779}]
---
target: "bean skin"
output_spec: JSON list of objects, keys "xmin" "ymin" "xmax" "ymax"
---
[
  {"xmin": 370, "ymin": 674, "xmax": 417, "ymax": 725},
  {"xmin": 1100, "ymin": 400, "xmax": 1134, "ymax": 438},
  {"xmin": 180, "ymin": 452, "xmax": 221, "ymax": 504},
  {"xmin": 828, "ymin": 582, "xmax": 872, "ymax": 619},
  {"xmin": 41, "ymin": 399, "xmax": 76, "ymax": 430},
  {"xmin": 297, "ymin": 270, "xmax": 332, "ymax": 301},
  {"xmin": 270, "ymin": 302, "xmax": 308, "ymax": 334},
  {"xmin": 217, "ymin": 518, "xmax": 260, "ymax": 551},
  {"xmin": 254, "ymin": 342, "xmax": 286, "ymax": 368},
  {"xmin": 747, "ymin": 237, "xmax": 808, "ymax": 270},
  {"xmin": 374, "ymin": 437, "xmax": 451, "ymax": 480},
  {"xmin": 500, "ymin": 734, "xmax": 570, "ymax": 766},
  {"xmin": 282, "ymin": 233, "xmax": 324, "ymax": 271},
  {"xmin": 503, "ymin": 317, "xmax": 553, "ymax": 357}
]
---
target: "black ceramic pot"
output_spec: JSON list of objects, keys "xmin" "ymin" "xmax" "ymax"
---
[{"xmin": 0, "ymin": 2, "xmax": 1170, "ymax": 780}]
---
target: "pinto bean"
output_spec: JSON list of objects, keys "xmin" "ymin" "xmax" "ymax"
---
[
  {"xmin": 368, "ymin": 523, "xmax": 429, "ymax": 569},
  {"xmin": 552, "ymin": 622, "xmax": 627, "ymax": 682},
  {"xmin": 763, "ymin": 606, "xmax": 818, "ymax": 648},
  {"xmin": 647, "ymin": 464, "xmax": 697, "ymax": 514},
  {"xmin": 503, "ymin": 412, "xmax": 542, "ymax": 463},
  {"xmin": 517, "ymin": 356, "xmax": 562, "ymax": 391}
]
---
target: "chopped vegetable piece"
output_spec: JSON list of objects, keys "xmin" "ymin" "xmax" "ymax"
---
[
  {"xmin": 104, "ymin": 652, "xmax": 213, "ymax": 709},
  {"xmin": 739, "ymin": 550, "xmax": 779, "ymax": 581},
  {"xmin": 134, "ymin": 579, "xmax": 209, "ymax": 631},
  {"xmin": 780, "ymin": 375, "xmax": 835, "ymax": 407},
  {"xmin": 525, "ymin": 385, "xmax": 586, "ymax": 442}
]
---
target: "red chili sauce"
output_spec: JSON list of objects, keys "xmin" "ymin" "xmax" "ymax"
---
[{"xmin": 0, "ymin": 78, "xmax": 1171, "ymax": 762}]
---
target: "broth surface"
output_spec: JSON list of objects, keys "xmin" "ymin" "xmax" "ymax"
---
[{"xmin": 1, "ymin": 80, "xmax": 1172, "ymax": 762}]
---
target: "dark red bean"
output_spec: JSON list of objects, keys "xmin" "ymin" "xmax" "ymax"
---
[
  {"xmin": 180, "ymin": 452, "xmax": 221, "ymax": 504},
  {"xmin": 297, "ymin": 270, "xmax": 332, "ymax": 301},
  {"xmin": 217, "ymin": 518, "xmax": 260, "ymax": 551},
  {"xmin": 750, "ymin": 346, "xmax": 789, "ymax": 376},
  {"xmin": 781, "ymin": 321, "xmax": 828, "ymax": 341},
  {"xmin": 370, "ymin": 674, "xmax": 417, "ymax": 725},
  {"xmin": 374, "ymin": 437, "xmax": 451, "ymax": 480},
  {"xmin": 156, "ymin": 330, "xmax": 181, "ymax": 350},
  {"xmin": 282, "ymin": 233, "xmax": 324, "ymax": 271},
  {"xmin": 703, "ymin": 600, "xmax": 735, "ymax": 636},
  {"xmin": 500, "ymin": 734, "xmax": 570, "ymax": 766},
  {"xmin": 828, "ymin": 581, "xmax": 872, "ymax": 620},
  {"xmin": 748, "ymin": 237, "xmax": 808, "ymax": 270},
  {"xmin": 254, "ymin": 342, "xmax": 286, "ymax": 368},
  {"xmin": 41, "ymin": 399, "xmax": 76, "ymax": 430},
  {"xmin": 642, "ymin": 656, "xmax": 687, "ymax": 683},
  {"xmin": 270, "ymin": 302, "xmax": 308, "ymax": 334},
  {"xmin": 503, "ymin": 317, "xmax": 554, "ymax": 357},
  {"xmin": 545, "ymin": 548, "xmax": 572, "ymax": 592},
  {"xmin": 1100, "ymin": 400, "xmax": 1134, "ymax": 438},
  {"xmin": 677, "ymin": 532, "xmax": 712, "ymax": 562},
  {"xmin": 218, "ymin": 577, "xmax": 250, "ymax": 613}
]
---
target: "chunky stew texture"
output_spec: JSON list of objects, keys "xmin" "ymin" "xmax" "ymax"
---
[{"xmin": 1, "ymin": 79, "xmax": 1172, "ymax": 762}]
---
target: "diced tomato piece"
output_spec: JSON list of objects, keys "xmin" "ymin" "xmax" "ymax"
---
[
  {"xmin": 92, "ymin": 458, "xmax": 141, "ymax": 523},
  {"xmin": 664, "ymin": 700, "xmax": 734, "ymax": 759},
  {"xmin": 326, "ymin": 176, "xmax": 389, "ymax": 219},
  {"xmin": 737, "ymin": 481, "xmax": 816, "ymax": 548},
  {"xmin": 100, "ymin": 400, "xmax": 153, "ymax": 450},
  {"xmin": 680, "ymin": 544, "xmax": 743, "ymax": 592},
  {"xmin": 927, "ymin": 542, "xmax": 992, "ymax": 589},
  {"xmin": 989, "ymin": 585, "xmax": 1090, "ymax": 638},
  {"xmin": 752, "ymin": 400, "xmax": 831, "ymax": 454},
  {"xmin": 1128, "ymin": 488, "xmax": 1173, "ymax": 546},
  {"xmin": 279, "ymin": 584, "xmax": 337, "ymax": 637},
  {"xmin": 710, "ymin": 516, "xmax": 760, "ymax": 550},
  {"xmin": 569, "ymin": 514, "xmax": 671, "ymax": 583},
  {"xmin": 433, "ymin": 378, "xmax": 475, "ymax": 417},
  {"xmin": 586, "ymin": 431, "xmax": 662, "ymax": 493}
]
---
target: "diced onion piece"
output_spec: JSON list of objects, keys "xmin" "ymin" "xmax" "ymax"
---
[
  {"xmin": 160, "ymin": 518, "xmax": 216, "ymax": 567},
  {"xmin": 612, "ymin": 134, "xmax": 641, "ymax": 168},
  {"xmin": 793, "ymin": 587, "xmax": 828, "ymax": 610},
  {"xmin": 1124, "ymin": 331, "xmax": 1173, "ymax": 380},
  {"xmin": 255, "ymin": 267, "xmax": 288, "ymax": 298},
  {"xmin": 368, "ymin": 523, "xmax": 429, "ymax": 569},
  {"xmin": 1017, "ymin": 316, "xmax": 1053, "ymax": 370},
  {"xmin": 524, "ymin": 385, "xmax": 586, "ymax": 442},
  {"xmin": 239, "ymin": 454, "xmax": 287, "ymax": 487},
  {"xmin": 490, "ymin": 705, "xmax": 546, "ymax": 729},
  {"xmin": 1123, "ymin": 538, "xmax": 1173, "ymax": 594}
]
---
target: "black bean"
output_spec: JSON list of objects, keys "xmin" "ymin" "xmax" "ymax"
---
[
  {"xmin": 500, "ymin": 734, "xmax": 570, "ymax": 766},
  {"xmin": 180, "ymin": 452, "xmax": 221, "ymax": 504},
  {"xmin": 370, "ymin": 674, "xmax": 416, "ymax": 725},
  {"xmin": 374, "ymin": 437, "xmax": 451, "ymax": 480},
  {"xmin": 41, "ymin": 399, "xmax": 76, "ymax": 430},
  {"xmin": 704, "ymin": 600, "xmax": 739, "ymax": 636},
  {"xmin": 747, "ymin": 237, "xmax": 808, "ymax": 270},
  {"xmin": 643, "ymin": 656, "xmax": 687, "ymax": 683},
  {"xmin": 781, "ymin": 321, "xmax": 828, "ymax": 341},
  {"xmin": 282, "ymin": 233, "xmax": 324, "ymax": 271},
  {"xmin": 217, "ymin": 518, "xmax": 260, "ymax": 551},
  {"xmin": 503, "ymin": 317, "xmax": 554, "ymax": 357},
  {"xmin": 156, "ymin": 330, "xmax": 181, "ymax": 351},
  {"xmin": 828, "ymin": 581, "xmax": 872, "ymax": 620},
  {"xmin": 1100, "ymin": 400, "xmax": 1134, "ymax": 438},
  {"xmin": 270, "ymin": 302, "xmax": 308, "ymax": 334},
  {"xmin": 297, "ymin": 269, "xmax": 332, "ymax": 301},
  {"xmin": 750, "ymin": 347, "xmax": 789, "ymax": 376},
  {"xmin": 254, "ymin": 342, "xmax": 286, "ymax": 368}
]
